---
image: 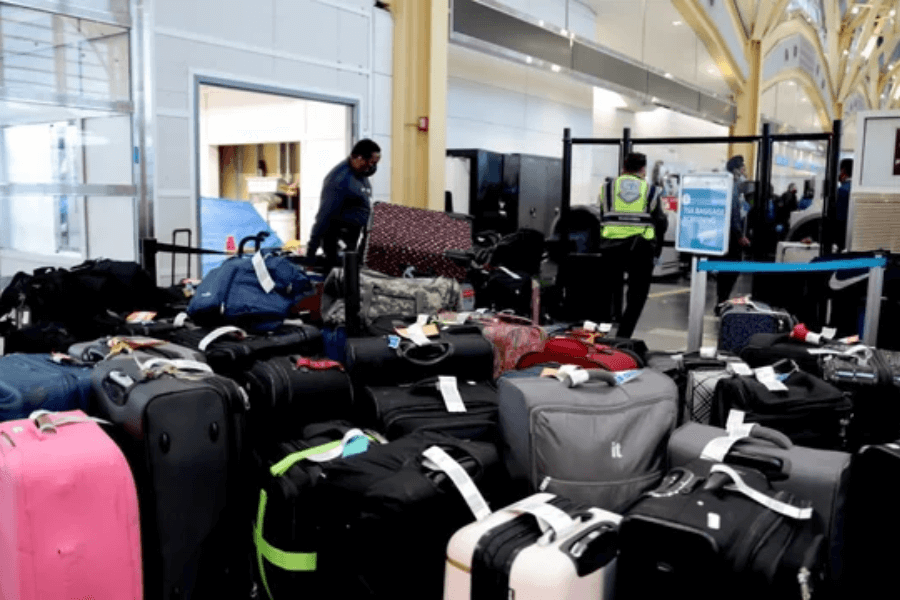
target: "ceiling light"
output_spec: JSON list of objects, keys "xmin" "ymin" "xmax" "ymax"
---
[
  {"xmin": 672, "ymin": 20, "xmax": 683, "ymax": 26},
  {"xmin": 893, "ymin": 86, "xmax": 900, "ymax": 100},
  {"xmin": 538, "ymin": 20, "xmax": 544, "ymax": 26},
  {"xmin": 707, "ymin": 66, "xmax": 719, "ymax": 75},
  {"xmin": 551, "ymin": 64, "xmax": 561, "ymax": 72},
  {"xmin": 525, "ymin": 56, "xmax": 533, "ymax": 64},
  {"xmin": 560, "ymin": 29, "xmax": 568, "ymax": 36},
  {"xmin": 851, "ymin": 6, "xmax": 859, "ymax": 14},
  {"xmin": 892, "ymin": 9, "xmax": 897, "ymax": 17},
  {"xmin": 843, "ymin": 49, "xmax": 850, "ymax": 55},
  {"xmin": 861, "ymin": 36, "xmax": 877, "ymax": 59},
  {"xmin": 664, "ymin": 72, "xmax": 673, "ymax": 79}
]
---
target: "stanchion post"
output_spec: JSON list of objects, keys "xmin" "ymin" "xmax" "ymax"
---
[
  {"xmin": 559, "ymin": 128, "xmax": 573, "ymax": 260},
  {"xmin": 141, "ymin": 238, "xmax": 158, "ymax": 285},
  {"xmin": 344, "ymin": 251, "xmax": 362, "ymax": 338},
  {"xmin": 863, "ymin": 257, "xmax": 885, "ymax": 346},
  {"xmin": 822, "ymin": 119, "xmax": 842, "ymax": 255},
  {"xmin": 621, "ymin": 127, "xmax": 631, "ymax": 171},
  {"xmin": 687, "ymin": 256, "xmax": 707, "ymax": 352}
]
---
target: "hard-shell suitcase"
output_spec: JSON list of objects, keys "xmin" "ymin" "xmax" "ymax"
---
[
  {"xmin": 444, "ymin": 492, "xmax": 620, "ymax": 600},
  {"xmin": 717, "ymin": 299, "xmax": 794, "ymax": 354},
  {"xmin": 498, "ymin": 369, "xmax": 677, "ymax": 512},
  {"xmin": 165, "ymin": 322, "xmax": 323, "ymax": 374},
  {"xmin": 711, "ymin": 371, "xmax": 853, "ymax": 450},
  {"xmin": 668, "ymin": 421, "xmax": 851, "ymax": 587},
  {"xmin": 235, "ymin": 355, "xmax": 353, "ymax": 446},
  {"xmin": 616, "ymin": 461, "xmax": 827, "ymax": 600},
  {"xmin": 345, "ymin": 325, "xmax": 494, "ymax": 387},
  {"xmin": 360, "ymin": 376, "xmax": 499, "ymax": 441},
  {"xmin": 91, "ymin": 357, "xmax": 254, "ymax": 600},
  {"xmin": 0, "ymin": 410, "xmax": 143, "ymax": 600},
  {"xmin": 363, "ymin": 202, "xmax": 473, "ymax": 282},
  {"xmin": 776, "ymin": 241, "xmax": 820, "ymax": 263},
  {"xmin": 69, "ymin": 334, "xmax": 206, "ymax": 364},
  {"xmin": 0, "ymin": 353, "xmax": 94, "ymax": 422}
]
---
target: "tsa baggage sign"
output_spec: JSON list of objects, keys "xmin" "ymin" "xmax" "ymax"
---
[{"xmin": 675, "ymin": 172, "xmax": 734, "ymax": 256}]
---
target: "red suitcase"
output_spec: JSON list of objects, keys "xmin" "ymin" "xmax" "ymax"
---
[
  {"xmin": 363, "ymin": 202, "xmax": 472, "ymax": 281},
  {"xmin": 515, "ymin": 336, "xmax": 643, "ymax": 371}
]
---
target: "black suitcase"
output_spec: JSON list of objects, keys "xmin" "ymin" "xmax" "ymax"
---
[
  {"xmin": 254, "ymin": 428, "xmax": 507, "ymax": 600},
  {"xmin": 91, "ymin": 357, "xmax": 254, "ymax": 600},
  {"xmin": 740, "ymin": 332, "xmax": 838, "ymax": 376},
  {"xmin": 617, "ymin": 461, "xmax": 828, "ymax": 600},
  {"xmin": 165, "ymin": 323, "xmax": 323, "ymax": 374},
  {"xmin": 711, "ymin": 371, "xmax": 853, "ymax": 451},
  {"xmin": 345, "ymin": 324, "xmax": 494, "ymax": 387},
  {"xmin": 359, "ymin": 376, "xmax": 499, "ymax": 441},
  {"xmin": 236, "ymin": 355, "xmax": 354, "ymax": 446},
  {"xmin": 820, "ymin": 348, "xmax": 900, "ymax": 448}
]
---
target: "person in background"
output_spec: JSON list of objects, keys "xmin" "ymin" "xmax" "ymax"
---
[
  {"xmin": 834, "ymin": 158, "xmax": 853, "ymax": 252},
  {"xmin": 306, "ymin": 139, "xmax": 381, "ymax": 266},
  {"xmin": 774, "ymin": 183, "xmax": 798, "ymax": 240},
  {"xmin": 597, "ymin": 152, "xmax": 668, "ymax": 339},
  {"xmin": 716, "ymin": 155, "xmax": 752, "ymax": 304}
]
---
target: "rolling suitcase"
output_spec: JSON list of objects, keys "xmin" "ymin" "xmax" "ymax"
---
[
  {"xmin": 668, "ymin": 421, "xmax": 851, "ymax": 588},
  {"xmin": 514, "ymin": 336, "xmax": 643, "ymax": 372},
  {"xmin": 165, "ymin": 322, "xmax": 323, "ymax": 374},
  {"xmin": 717, "ymin": 298, "xmax": 794, "ymax": 354},
  {"xmin": 91, "ymin": 357, "xmax": 254, "ymax": 600},
  {"xmin": 776, "ymin": 241, "xmax": 820, "ymax": 263},
  {"xmin": 739, "ymin": 332, "xmax": 833, "ymax": 376},
  {"xmin": 498, "ymin": 368, "xmax": 677, "ymax": 512},
  {"xmin": 69, "ymin": 334, "xmax": 206, "ymax": 364},
  {"xmin": 345, "ymin": 324, "xmax": 494, "ymax": 387},
  {"xmin": 363, "ymin": 202, "xmax": 473, "ymax": 281},
  {"xmin": 616, "ymin": 461, "xmax": 827, "ymax": 600},
  {"xmin": 0, "ymin": 410, "xmax": 143, "ymax": 600},
  {"xmin": 444, "ymin": 492, "xmax": 620, "ymax": 600},
  {"xmin": 235, "ymin": 355, "xmax": 354, "ymax": 446},
  {"xmin": 711, "ymin": 371, "xmax": 853, "ymax": 450},
  {"xmin": 0, "ymin": 353, "xmax": 94, "ymax": 422},
  {"xmin": 359, "ymin": 376, "xmax": 499, "ymax": 441}
]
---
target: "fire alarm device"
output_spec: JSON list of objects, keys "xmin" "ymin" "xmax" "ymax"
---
[{"xmin": 418, "ymin": 117, "xmax": 429, "ymax": 132}]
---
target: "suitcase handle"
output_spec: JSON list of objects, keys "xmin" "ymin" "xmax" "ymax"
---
[
  {"xmin": 705, "ymin": 464, "xmax": 813, "ymax": 520},
  {"xmin": 397, "ymin": 341, "xmax": 454, "ymax": 366}
]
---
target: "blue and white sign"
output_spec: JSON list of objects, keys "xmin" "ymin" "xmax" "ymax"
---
[{"xmin": 676, "ymin": 172, "xmax": 734, "ymax": 256}]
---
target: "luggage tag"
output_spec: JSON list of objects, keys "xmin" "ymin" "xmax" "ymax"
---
[
  {"xmin": 421, "ymin": 446, "xmax": 491, "ymax": 521},
  {"xmin": 821, "ymin": 327, "xmax": 837, "ymax": 341},
  {"xmin": 753, "ymin": 366, "xmax": 789, "ymax": 391},
  {"xmin": 727, "ymin": 362, "xmax": 753, "ymax": 376},
  {"xmin": 613, "ymin": 369, "xmax": 643, "ymax": 386},
  {"xmin": 125, "ymin": 311, "xmax": 157, "ymax": 324},
  {"xmin": 396, "ymin": 322, "xmax": 438, "ymax": 347},
  {"xmin": 438, "ymin": 376, "xmax": 467, "ymax": 412},
  {"xmin": 252, "ymin": 251, "xmax": 276, "ymax": 293},
  {"xmin": 387, "ymin": 335, "xmax": 401, "ymax": 349},
  {"xmin": 699, "ymin": 346, "xmax": 717, "ymax": 359}
]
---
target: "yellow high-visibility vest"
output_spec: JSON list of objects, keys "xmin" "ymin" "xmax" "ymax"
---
[{"xmin": 601, "ymin": 174, "xmax": 655, "ymax": 241}]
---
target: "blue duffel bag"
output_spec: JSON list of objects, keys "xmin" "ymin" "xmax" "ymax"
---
[
  {"xmin": 188, "ymin": 234, "xmax": 315, "ymax": 332},
  {"xmin": 0, "ymin": 354, "xmax": 93, "ymax": 422}
]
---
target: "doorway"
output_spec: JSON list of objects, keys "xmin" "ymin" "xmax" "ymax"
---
[{"xmin": 196, "ymin": 81, "xmax": 355, "ymax": 274}]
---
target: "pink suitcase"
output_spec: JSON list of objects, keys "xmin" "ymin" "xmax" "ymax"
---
[{"xmin": 0, "ymin": 410, "xmax": 143, "ymax": 600}]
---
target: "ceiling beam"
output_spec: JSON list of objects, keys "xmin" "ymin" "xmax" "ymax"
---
[
  {"xmin": 838, "ymin": 3, "xmax": 885, "ymax": 99},
  {"xmin": 757, "ymin": 0, "xmax": 791, "ymax": 39},
  {"xmin": 673, "ymin": 0, "xmax": 747, "ymax": 94},
  {"xmin": 761, "ymin": 67, "xmax": 833, "ymax": 130},
  {"xmin": 823, "ymin": 0, "xmax": 841, "ymax": 86},
  {"xmin": 763, "ymin": 17, "xmax": 837, "ymax": 105}
]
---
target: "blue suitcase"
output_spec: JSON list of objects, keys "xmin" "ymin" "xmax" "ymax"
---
[
  {"xmin": 717, "ymin": 299, "xmax": 793, "ymax": 355},
  {"xmin": 0, "ymin": 354, "xmax": 93, "ymax": 421}
]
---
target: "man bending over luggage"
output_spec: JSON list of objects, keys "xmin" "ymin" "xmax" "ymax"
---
[
  {"xmin": 306, "ymin": 139, "xmax": 381, "ymax": 267},
  {"xmin": 597, "ymin": 152, "xmax": 668, "ymax": 339}
]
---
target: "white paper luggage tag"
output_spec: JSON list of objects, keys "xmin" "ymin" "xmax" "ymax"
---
[
  {"xmin": 421, "ymin": 446, "xmax": 491, "ymax": 521},
  {"xmin": 498, "ymin": 266, "xmax": 521, "ymax": 280},
  {"xmin": 753, "ymin": 366, "xmax": 788, "ymax": 391},
  {"xmin": 252, "ymin": 251, "xmax": 276, "ymax": 293},
  {"xmin": 727, "ymin": 362, "xmax": 753, "ymax": 376},
  {"xmin": 821, "ymin": 327, "xmax": 837, "ymax": 341},
  {"xmin": 710, "ymin": 464, "xmax": 812, "ymax": 520},
  {"xmin": 510, "ymin": 501, "xmax": 578, "ymax": 541},
  {"xmin": 438, "ymin": 376, "xmax": 467, "ymax": 413},
  {"xmin": 699, "ymin": 346, "xmax": 716, "ymax": 358},
  {"xmin": 701, "ymin": 410, "xmax": 758, "ymax": 461}
]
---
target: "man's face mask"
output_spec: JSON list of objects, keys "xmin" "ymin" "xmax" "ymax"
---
[{"xmin": 364, "ymin": 163, "xmax": 378, "ymax": 177}]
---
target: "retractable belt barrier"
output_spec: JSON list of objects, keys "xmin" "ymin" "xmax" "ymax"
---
[{"xmin": 687, "ymin": 255, "xmax": 888, "ymax": 351}]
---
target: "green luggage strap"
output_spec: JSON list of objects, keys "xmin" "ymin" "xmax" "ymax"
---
[{"xmin": 254, "ymin": 430, "xmax": 381, "ymax": 600}]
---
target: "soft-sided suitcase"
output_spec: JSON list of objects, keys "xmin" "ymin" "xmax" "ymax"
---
[
  {"xmin": 360, "ymin": 376, "xmax": 499, "ymax": 441},
  {"xmin": 0, "ymin": 353, "xmax": 94, "ymax": 422},
  {"xmin": 842, "ymin": 441, "xmax": 900, "ymax": 599},
  {"xmin": 0, "ymin": 410, "xmax": 143, "ymax": 600},
  {"xmin": 165, "ymin": 322, "xmax": 323, "ymax": 374},
  {"xmin": 668, "ymin": 421, "xmax": 851, "ymax": 587},
  {"xmin": 444, "ymin": 492, "xmax": 620, "ymax": 600},
  {"xmin": 498, "ymin": 368, "xmax": 677, "ymax": 512},
  {"xmin": 235, "ymin": 355, "xmax": 354, "ymax": 446},
  {"xmin": 616, "ymin": 461, "xmax": 827, "ymax": 600},
  {"xmin": 91, "ymin": 357, "xmax": 254, "ymax": 600},
  {"xmin": 254, "ymin": 427, "xmax": 507, "ymax": 600},
  {"xmin": 717, "ymin": 298, "xmax": 794, "ymax": 354},
  {"xmin": 363, "ymin": 202, "xmax": 473, "ymax": 281},
  {"xmin": 515, "ymin": 336, "xmax": 643, "ymax": 372},
  {"xmin": 711, "ymin": 371, "xmax": 853, "ymax": 450},
  {"xmin": 740, "ymin": 332, "xmax": 832, "ymax": 376},
  {"xmin": 69, "ymin": 334, "xmax": 206, "ymax": 364},
  {"xmin": 345, "ymin": 324, "xmax": 494, "ymax": 387}
]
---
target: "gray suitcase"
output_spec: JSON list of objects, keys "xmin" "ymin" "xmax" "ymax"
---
[
  {"xmin": 69, "ymin": 335, "xmax": 206, "ymax": 364},
  {"xmin": 668, "ymin": 421, "xmax": 851, "ymax": 585},
  {"xmin": 497, "ymin": 369, "xmax": 677, "ymax": 513}
]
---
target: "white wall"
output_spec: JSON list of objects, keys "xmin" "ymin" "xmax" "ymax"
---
[
  {"xmin": 493, "ymin": 0, "xmax": 597, "ymax": 40},
  {"xmin": 447, "ymin": 44, "xmax": 595, "ymax": 204},
  {"xmin": 152, "ymin": 0, "xmax": 392, "ymax": 282}
]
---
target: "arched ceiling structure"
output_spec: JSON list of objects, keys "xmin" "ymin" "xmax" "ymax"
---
[{"xmin": 676, "ymin": 0, "xmax": 900, "ymax": 131}]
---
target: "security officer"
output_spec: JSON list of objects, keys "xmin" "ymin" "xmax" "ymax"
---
[{"xmin": 598, "ymin": 152, "xmax": 668, "ymax": 338}]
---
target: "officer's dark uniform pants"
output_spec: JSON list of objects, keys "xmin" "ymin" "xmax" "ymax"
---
[
  {"xmin": 716, "ymin": 236, "xmax": 743, "ymax": 304},
  {"xmin": 321, "ymin": 224, "xmax": 362, "ymax": 267},
  {"xmin": 598, "ymin": 236, "xmax": 655, "ymax": 339}
]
